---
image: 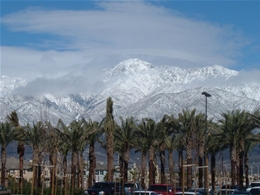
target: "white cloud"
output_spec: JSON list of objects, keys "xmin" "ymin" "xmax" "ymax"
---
[
  {"xmin": 1, "ymin": 1, "xmax": 249, "ymax": 71},
  {"xmin": 1, "ymin": 1, "xmax": 256, "ymax": 95}
]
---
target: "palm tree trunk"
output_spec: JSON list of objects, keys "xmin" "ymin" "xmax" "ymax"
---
[
  {"xmin": 186, "ymin": 140, "xmax": 192, "ymax": 189},
  {"xmin": 37, "ymin": 151, "xmax": 42, "ymax": 188},
  {"xmin": 63, "ymin": 156, "xmax": 67, "ymax": 187},
  {"xmin": 124, "ymin": 148, "xmax": 130, "ymax": 182},
  {"xmin": 79, "ymin": 153, "xmax": 84, "ymax": 189},
  {"xmin": 168, "ymin": 150, "xmax": 174, "ymax": 189},
  {"xmin": 18, "ymin": 143, "xmax": 25, "ymax": 191},
  {"xmin": 119, "ymin": 155, "xmax": 124, "ymax": 182},
  {"xmin": 50, "ymin": 147, "xmax": 57, "ymax": 195},
  {"xmin": 245, "ymin": 153, "xmax": 249, "ymax": 187},
  {"xmin": 148, "ymin": 145, "xmax": 155, "ymax": 186},
  {"xmin": 178, "ymin": 149, "xmax": 183, "ymax": 188},
  {"xmin": 32, "ymin": 148, "xmax": 38, "ymax": 188},
  {"xmin": 88, "ymin": 142, "xmax": 96, "ymax": 188},
  {"xmin": 230, "ymin": 144, "xmax": 236, "ymax": 185},
  {"xmin": 159, "ymin": 149, "xmax": 166, "ymax": 184},
  {"xmin": 198, "ymin": 141, "xmax": 204, "ymax": 188},
  {"xmin": 1, "ymin": 147, "xmax": 6, "ymax": 185},
  {"xmin": 106, "ymin": 132, "xmax": 114, "ymax": 182},
  {"xmin": 141, "ymin": 152, "xmax": 146, "ymax": 189},
  {"xmin": 71, "ymin": 150, "xmax": 77, "ymax": 194},
  {"xmin": 238, "ymin": 140, "xmax": 245, "ymax": 187},
  {"xmin": 211, "ymin": 154, "xmax": 216, "ymax": 192}
]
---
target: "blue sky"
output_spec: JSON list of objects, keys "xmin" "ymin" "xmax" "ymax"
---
[{"xmin": 1, "ymin": 0, "xmax": 260, "ymax": 84}]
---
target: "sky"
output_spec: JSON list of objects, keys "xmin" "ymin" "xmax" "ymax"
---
[{"xmin": 1, "ymin": 0, "xmax": 260, "ymax": 95}]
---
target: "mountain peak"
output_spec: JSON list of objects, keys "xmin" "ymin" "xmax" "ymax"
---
[{"xmin": 109, "ymin": 58, "xmax": 155, "ymax": 76}]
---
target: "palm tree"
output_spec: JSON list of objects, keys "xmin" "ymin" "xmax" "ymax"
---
[
  {"xmin": 7, "ymin": 111, "xmax": 25, "ymax": 190},
  {"xmin": 114, "ymin": 116, "xmax": 137, "ymax": 182},
  {"xmin": 156, "ymin": 116, "xmax": 171, "ymax": 184},
  {"xmin": 104, "ymin": 97, "xmax": 115, "ymax": 182},
  {"xmin": 244, "ymin": 139, "xmax": 258, "ymax": 187},
  {"xmin": 56, "ymin": 119, "xmax": 85, "ymax": 194},
  {"xmin": 177, "ymin": 109, "xmax": 197, "ymax": 189},
  {"xmin": 82, "ymin": 118, "xmax": 103, "ymax": 188},
  {"xmin": 134, "ymin": 125, "xmax": 149, "ymax": 189},
  {"xmin": 165, "ymin": 114, "xmax": 179, "ymax": 188},
  {"xmin": 236, "ymin": 111, "xmax": 256, "ymax": 187},
  {"xmin": 136, "ymin": 118, "xmax": 158, "ymax": 186},
  {"xmin": 0, "ymin": 122, "xmax": 15, "ymax": 185},
  {"xmin": 165, "ymin": 133, "xmax": 177, "ymax": 188},
  {"xmin": 57, "ymin": 135, "xmax": 71, "ymax": 193},
  {"xmin": 22, "ymin": 121, "xmax": 47, "ymax": 190},
  {"xmin": 192, "ymin": 112, "xmax": 207, "ymax": 188},
  {"xmin": 218, "ymin": 110, "xmax": 255, "ymax": 185},
  {"xmin": 206, "ymin": 122, "xmax": 225, "ymax": 193},
  {"xmin": 45, "ymin": 121, "xmax": 59, "ymax": 195}
]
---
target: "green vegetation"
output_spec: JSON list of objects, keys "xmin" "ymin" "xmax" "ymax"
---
[{"xmin": 0, "ymin": 97, "xmax": 260, "ymax": 195}]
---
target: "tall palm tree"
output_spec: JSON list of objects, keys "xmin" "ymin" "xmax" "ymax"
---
[
  {"xmin": 136, "ymin": 118, "xmax": 158, "ymax": 186},
  {"xmin": 165, "ymin": 114, "xmax": 179, "ymax": 188},
  {"xmin": 236, "ymin": 111, "xmax": 256, "ymax": 187},
  {"xmin": 56, "ymin": 119, "xmax": 85, "ymax": 194},
  {"xmin": 177, "ymin": 109, "xmax": 197, "ymax": 189},
  {"xmin": 114, "ymin": 116, "xmax": 137, "ymax": 182},
  {"xmin": 22, "ymin": 121, "xmax": 47, "ymax": 189},
  {"xmin": 45, "ymin": 121, "xmax": 59, "ymax": 195},
  {"xmin": 218, "ymin": 110, "xmax": 255, "ymax": 185},
  {"xmin": 0, "ymin": 122, "xmax": 15, "ymax": 185},
  {"xmin": 7, "ymin": 111, "xmax": 25, "ymax": 190},
  {"xmin": 57, "ymin": 135, "xmax": 71, "ymax": 193},
  {"xmin": 82, "ymin": 118, "xmax": 103, "ymax": 188},
  {"xmin": 206, "ymin": 122, "xmax": 225, "ymax": 193},
  {"xmin": 134, "ymin": 125, "xmax": 149, "ymax": 189},
  {"xmin": 165, "ymin": 133, "xmax": 177, "ymax": 188},
  {"xmin": 156, "ymin": 116, "xmax": 171, "ymax": 184},
  {"xmin": 104, "ymin": 97, "xmax": 115, "ymax": 182},
  {"xmin": 192, "ymin": 112, "xmax": 207, "ymax": 188}
]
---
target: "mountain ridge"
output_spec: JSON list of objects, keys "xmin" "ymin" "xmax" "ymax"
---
[{"xmin": 0, "ymin": 58, "xmax": 259, "ymax": 125}]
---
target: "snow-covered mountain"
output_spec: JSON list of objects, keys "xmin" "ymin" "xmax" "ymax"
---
[{"xmin": 1, "ymin": 58, "xmax": 259, "ymax": 124}]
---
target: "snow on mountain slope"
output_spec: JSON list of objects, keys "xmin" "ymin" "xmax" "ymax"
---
[{"xmin": 0, "ymin": 58, "xmax": 259, "ymax": 124}]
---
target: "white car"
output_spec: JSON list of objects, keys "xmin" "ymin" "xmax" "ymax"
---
[
  {"xmin": 133, "ymin": 190, "xmax": 161, "ymax": 195},
  {"xmin": 246, "ymin": 180, "xmax": 260, "ymax": 192}
]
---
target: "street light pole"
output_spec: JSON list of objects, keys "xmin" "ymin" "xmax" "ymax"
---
[{"xmin": 202, "ymin": 91, "xmax": 211, "ymax": 195}]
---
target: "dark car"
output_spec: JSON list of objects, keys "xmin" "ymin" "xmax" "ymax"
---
[
  {"xmin": 249, "ymin": 187, "xmax": 260, "ymax": 195},
  {"xmin": 124, "ymin": 182, "xmax": 142, "ymax": 195},
  {"xmin": 221, "ymin": 185, "xmax": 243, "ymax": 191},
  {"xmin": 85, "ymin": 182, "xmax": 122, "ymax": 195},
  {"xmin": 187, "ymin": 188, "xmax": 214, "ymax": 195}
]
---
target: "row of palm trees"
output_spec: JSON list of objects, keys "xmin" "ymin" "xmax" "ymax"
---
[{"xmin": 1, "ymin": 97, "xmax": 260, "ymax": 195}]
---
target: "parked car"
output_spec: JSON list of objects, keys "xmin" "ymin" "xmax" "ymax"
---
[
  {"xmin": 246, "ymin": 180, "xmax": 260, "ymax": 192},
  {"xmin": 133, "ymin": 190, "xmax": 161, "ymax": 195},
  {"xmin": 124, "ymin": 182, "xmax": 142, "ymax": 195},
  {"xmin": 186, "ymin": 188, "xmax": 214, "ymax": 195},
  {"xmin": 221, "ymin": 185, "xmax": 242, "ymax": 191},
  {"xmin": 147, "ymin": 184, "xmax": 175, "ymax": 195},
  {"xmin": 217, "ymin": 189, "xmax": 239, "ymax": 195},
  {"xmin": 174, "ymin": 192, "xmax": 202, "ymax": 195},
  {"xmin": 0, "ymin": 185, "xmax": 12, "ymax": 195},
  {"xmin": 85, "ymin": 182, "xmax": 122, "ymax": 195},
  {"xmin": 249, "ymin": 186, "xmax": 260, "ymax": 195}
]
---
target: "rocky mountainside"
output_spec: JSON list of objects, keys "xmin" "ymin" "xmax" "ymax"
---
[{"xmin": 1, "ymin": 58, "xmax": 260, "ymax": 125}]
